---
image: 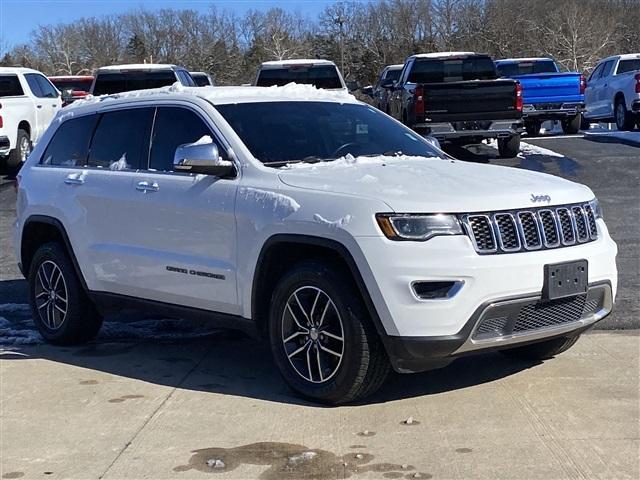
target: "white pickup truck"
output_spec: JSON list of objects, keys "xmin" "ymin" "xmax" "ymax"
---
[
  {"xmin": 584, "ymin": 53, "xmax": 640, "ymax": 131},
  {"xmin": 0, "ymin": 67, "xmax": 62, "ymax": 171}
]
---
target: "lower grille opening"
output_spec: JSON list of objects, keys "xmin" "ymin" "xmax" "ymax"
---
[{"xmin": 413, "ymin": 281, "xmax": 459, "ymax": 300}]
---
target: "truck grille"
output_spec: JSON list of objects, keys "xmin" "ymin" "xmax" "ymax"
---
[{"xmin": 462, "ymin": 203, "xmax": 598, "ymax": 254}]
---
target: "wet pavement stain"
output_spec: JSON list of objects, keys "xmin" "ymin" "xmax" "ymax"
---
[
  {"xmin": 455, "ymin": 448, "xmax": 472, "ymax": 454},
  {"xmin": 79, "ymin": 380, "xmax": 99, "ymax": 385},
  {"xmin": 2, "ymin": 472, "xmax": 24, "ymax": 479},
  {"xmin": 356, "ymin": 430, "xmax": 376, "ymax": 437},
  {"xmin": 173, "ymin": 442, "xmax": 416, "ymax": 479},
  {"xmin": 108, "ymin": 394, "xmax": 145, "ymax": 403}
]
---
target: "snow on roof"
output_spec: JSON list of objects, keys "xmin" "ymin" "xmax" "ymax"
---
[
  {"xmin": 65, "ymin": 82, "xmax": 358, "ymax": 113},
  {"xmin": 495, "ymin": 57, "xmax": 553, "ymax": 63},
  {"xmin": 260, "ymin": 59, "xmax": 336, "ymax": 67},
  {"xmin": 410, "ymin": 52, "xmax": 477, "ymax": 59},
  {"xmin": 97, "ymin": 63, "xmax": 178, "ymax": 71}
]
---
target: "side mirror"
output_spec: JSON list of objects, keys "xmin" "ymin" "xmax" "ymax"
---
[
  {"xmin": 173, "ymin": 140, "xmax": 235, "ymax": 177},
  {"xmin": 361, "ymin": 85, "xmax": 374, "ymax": 97},
  {"xmin": 61, "ymin": 89, "xmax": 73, "ymax": 102},
  {"xmin": 346, "ymin": 79, "xmax": 360, "ymax": 92},
  {"xmin": 380, "ymin": 78, "xmax": 396, "ymax": 89}
]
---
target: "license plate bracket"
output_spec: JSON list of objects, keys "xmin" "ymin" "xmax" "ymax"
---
[{"xmin": 543, "ymin": 260, "xmax": 588, "ymax": 300}]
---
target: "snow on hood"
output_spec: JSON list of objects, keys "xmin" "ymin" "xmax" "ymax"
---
[{"xmin": 278, "ymin": 154, "xmax": 593, "ymax": 213}]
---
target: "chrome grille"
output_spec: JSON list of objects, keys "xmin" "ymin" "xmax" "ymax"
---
[{"xmin": 463, "ymin": 203, "xmax": 597, "ymax": 254}]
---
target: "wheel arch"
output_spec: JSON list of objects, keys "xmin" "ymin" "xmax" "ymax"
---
[
  {"xmin": 251, "ymin": 234, "xmax": 386, "ymax": 340},
  {"xmin": 21, "ymin": 215, "xmax": 88, "ymax": 291},
  {"xmin": 17, "ymin": 121, "xmax": 31, "ymax": 138}
]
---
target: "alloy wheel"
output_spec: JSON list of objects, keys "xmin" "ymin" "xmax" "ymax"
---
[
  {"xmin": 281, "ymin": 286, "xmax": 345, "ymax": 383},
  {"xmin": 616, "ymin": 103, "xmax": 626, "ymax": 128},
  {"xmin": 19, "ymin": 136, "xmax": 31, "ymax": 162},
  {"xmin": 34, "ymin": 260, "xmax": 68, "ymax": 330}
]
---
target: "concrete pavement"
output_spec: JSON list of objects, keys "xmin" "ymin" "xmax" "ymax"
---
[{"xmin": 1, "ymin": 331, "xmax": 638, "ymax": 479}]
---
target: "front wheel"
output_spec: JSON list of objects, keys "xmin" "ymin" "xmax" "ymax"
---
[
  {"xmin": 499, "ymin": 334, "xmax": 580, "ymax": 361},
  {"xmin": 497, "ymin": 134, "xmax": 521, "ymax": 158},
  {"xmin": 561, "ymin": 114, "xmax": 581, "ymax": 134},
  {"xmin": 268, "ymin": 261, "xmax": 390, "ymax": 404},
  {"xmin": 615, "ymin": 98, "xmax": 635, "ymax": 131}
]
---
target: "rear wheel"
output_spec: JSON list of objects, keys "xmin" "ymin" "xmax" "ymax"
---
[
  {"xmin": 268, "ymin": 261, "xmax": 389, "ymax": 404},
  {"xmin": 580, "ymin": 115, "xmax": 591, "ymax": 131},
  {"xmin": 615, "ymin": 97, "xmax": 635, "ymax": 131},
  {"xmin": 561, "ymin": 114, "xmax": 581, "ymax": 134},
  {"xmin": 5, "ymin": 129, "xmax": 30, "ymax": 171},
  {"xmin": 28, "ymin": 242, "xmax": 103, "ymax": 345},
  {"xmin": 497, "ymin": 134, "xmax": 520, "ymax": 158},
  {"xmin": 525, "ymin": 121, "xmax": 541, "ymax": 137},
  {"xmin": 499, "ymin": 334, "xmax": 580, "ymax": 361}
]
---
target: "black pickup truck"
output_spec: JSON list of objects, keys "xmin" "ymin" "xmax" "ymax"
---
[{"xmin": 387, "ymin": 52, "xmax": 524, "ymax": 157}]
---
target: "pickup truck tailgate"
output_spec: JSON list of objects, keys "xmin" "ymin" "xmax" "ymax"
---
[
  {"xmin": 421, "ymin": 79, "xmax": 519, "ymax": 121},
  {"xmin": 512, "ymin": 73, "xmax": 583, "ymax": 104}
]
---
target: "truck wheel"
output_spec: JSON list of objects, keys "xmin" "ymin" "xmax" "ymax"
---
[
  {"xmin": 499, "ymin": 334, "xmax": 580, "ymax": 361},
  {"xmin": 525, "ymin": 121, "xmax": 541, "ymax": 137},
  {"xmin": 497, "ymin": 134, "xmax": 520, "ymax": 158},
  {"xmin": 6, "ymin": 129, "xmax": 31, "ymax": 170},
  {"xmin": 580, "ymin": 115, "xmax": 591, "ymax": 131},
  {"xmin": 28, "ymin": 242, "xmax": 103, "ymax": 345},
  {"xmin": 268, "ymin": 261, "xmax": 390, "ymax": 404},
  {"xmin": 615, "ymin": 97, "xmax": 634, "ymax": 131},
  {"xmin": 561, "ymin": 114, "xmax": 581, "ymax": 134}
]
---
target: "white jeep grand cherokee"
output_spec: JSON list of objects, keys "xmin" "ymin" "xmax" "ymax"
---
[{"xmin": 14, "ymin": 84, "xmax": 617, "ymax": 404}]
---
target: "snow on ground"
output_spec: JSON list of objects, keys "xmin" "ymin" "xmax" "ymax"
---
[
  {"xmin": 486, "ymin": 139, "xmax": 564, "ymax": 158},
  {"xmin": 0, "ymin": 304, "xmax": 222, "ymax": 347}
]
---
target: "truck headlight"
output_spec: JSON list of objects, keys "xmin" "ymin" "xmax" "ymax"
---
[
  {"xmin": 589, "ymin": 198, "xmax": 603, "ymax": 219},
  {"xmin": 376, "ymin": 213, "xmax": 463, "ymax": 241}
]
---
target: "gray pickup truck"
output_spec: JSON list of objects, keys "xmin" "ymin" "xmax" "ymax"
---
[{"xmin": 387, "ymin": 52, "xmax": 524, "ymax": 157}]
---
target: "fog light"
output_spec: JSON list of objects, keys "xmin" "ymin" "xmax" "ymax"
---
[{"xmin": 412, "ymin": 281, "xmax": 463, "ymax": 300}]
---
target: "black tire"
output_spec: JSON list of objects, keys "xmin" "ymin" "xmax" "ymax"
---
[
  {"xmin": 499, "ymin": 334, "xmax": 580, "ymax": 361},
  {"xmin": 615, "ymin": 97, "xmax": 635, "ymax": 131},
  {"xmin": 525, "ymin": 121, "xmax": 541, "ymax": 137},
  {"xmin": 580, "ymin": 115, "xmax": 591, "ymax": 131},
  {"xmin": 497, "ymin": 134, "xmax": 520, "ymax": 158},
  {"xmin": 28, "ymin": 242, "xmax": 103, "ymax": 345},
  {"xmin": 561, "ymin": 114, "xmax": 581, "ymax": 134},
  {"xmin": 268, "ymin": 261, "xmax": 390, "ymax": 404},
  {"xmin": 5, "ymin": 129, "xmax": 31, "ymax": 171}
]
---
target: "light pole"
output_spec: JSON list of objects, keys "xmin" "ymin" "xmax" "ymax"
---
[{"xmin": 335, "ymin": 15, "xmax": 345, "ymax": 77}]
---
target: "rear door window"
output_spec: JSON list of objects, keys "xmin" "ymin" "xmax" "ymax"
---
[
  {"xmin": 149, "ymin": 107, "xmax": 223, "ymax": 172},
  {"xmin": 0, "ymin": 75, "xmax": 24, "ymax": 97},
  {"xmin": 256, "ymin": 65, "xmax": 343, "ymax": 89},
  {"xmin": 87, "ymin": 108, "xmax": 154, "ymax": 170},
  {"xmin": 41, "ymin": 115, "xmax": 98, "ymax": 166}
]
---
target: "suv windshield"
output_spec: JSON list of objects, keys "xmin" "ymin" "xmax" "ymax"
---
[
  {"xmin": 408, "ymin": 56, "xmax": 497, "ymax": 83},
  {"xmin": 215, "ymin": 101, "xmax": 440, "ymax": 165},
  {"xmin": 0, "ymin": 75, "xmax": 24, "ymax": 97},
  {"xmin": 51, "ymin": 79, "xmax": 93, "ymax": 92},
  {"xmin": 496, "ymin": 60, "xmax": 557, "ymax": 76},
  {"xmin": 617, "ymin": 59, "xmax": 640, "ymax": 74},
  {"xmin": 92, "ymin": 70, "xmax": 177, "ymax": 95},
  {"xmin": 256, "ymin": 65, "xmax": 343, "ymax": 89}
]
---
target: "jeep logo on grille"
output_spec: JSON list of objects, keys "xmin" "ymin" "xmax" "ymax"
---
[{"xmin": 530, "ymin": 194, "xmax": 551, "ymax": 203}]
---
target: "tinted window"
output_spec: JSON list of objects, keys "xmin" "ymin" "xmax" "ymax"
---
[
  {"xmin": 617, "ymin": 59, "xmax": 640, "ymax": 74},
  {"xmin": 41, "ymin": 115, "xmax": 98, "ymax": 166},
  {"xmin": 0, "ymin": 75, "xmax": 24, "ymax": 97},
  {"xmin": 256, "ymin": 65, "xmax": 343, "ymax": 89},
  {"xmin": 88, "ymin": 108, "xmax": 154, "ymax": 170},
  {"xmin": 50, "ymin": 78, "xmax": 93, "ymax": 92},
  {"xmin": 192, "ymin": 73, "xmax": 212, "ymax": 86},
  {"xmin": 216, "ymin": 102, "xmax": 440, "ymax": 165},
  {"xmin": 24, "ymin": 74, "xmax": 44, "ymax": 97},
  {"xmin": 588, "ymin": 63, "xmax": 604, "ymax": 81},
  {"xmin": 36, "ymin": 75, "xmax": 58, "ymax": 98},
  {"xmin": 92, "ymin": 70, "xmax": 178, "ymax": 95},
  {"xmin": 496, "ymin": 60, "xmax": 557, "ymax": 76},
  {"xmin": 384, "ymin": 69, "xmax": 402, "ymax": 82},
  {"xmin": 408, "ymin": 56, "xmax": 497, "ymax": 83},
  {"xmin": 601, "ymin": 60, "xmax": 615, "ymax": 78},
  {"xmin": 149, "ymin": 107, "xmax": 220, "ymax": 172}
]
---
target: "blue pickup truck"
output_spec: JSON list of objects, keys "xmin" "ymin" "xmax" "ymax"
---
[{"xmin": 495, "ymin": 58, "xmax": 586, "ymax": 136}]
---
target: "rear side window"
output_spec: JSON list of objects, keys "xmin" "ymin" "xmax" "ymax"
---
[
  {"xmin": 92, "ymin": 71, "xmax": 178, "ymax": 95},
  {"xmin": 88, "ymin": 108, "xmax": 154, "ymax": 170},
  {"xmin": 0, "ymin": 75, "xmax": 24, "ymax": 97},
  {"xmin": 617, "ymin": 59, "xmax": 640, "ymax": 74},
  {"xmin": 408, "ymin": 56, "xmax": 497, "ymax": 83},
  {"xmin": 149, "ymin": 107, "xmax": 221, "ymax": 172},
  {"xmin": 256, "ymin": 65, "xmax": 343, "ymax": 89},
  {"xmin": 192, "ymin": 74, "xmax": 212, "ymax": 86},
  {"xmin": 41, "ymin": 115, "xmax": 98, "ymax": 166}
]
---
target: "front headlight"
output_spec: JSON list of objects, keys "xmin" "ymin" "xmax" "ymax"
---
[
  {"xmin": 376, "ymin": 213, "xmax": 463, "ymax": 241},
  {"xmin": 589, "ymin": 198, "xmax": 603, "ymax": 219}
]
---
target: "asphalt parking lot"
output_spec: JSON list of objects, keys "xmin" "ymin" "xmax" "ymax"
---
[{"xmin": 1, "ymin": 133, "xmax": 639, "ymax": 479}]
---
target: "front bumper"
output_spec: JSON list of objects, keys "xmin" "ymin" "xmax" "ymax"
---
[
  {"xmin": 385, "ymin": 281, "xmax": 612, "ymax": 373},
  {"xmin": 414, "ymin": 120, "xmax": 524, "ymax": 141},
  {"xmin": 522, "ymin": 103, "xmax": 585, "ymax": 120}
]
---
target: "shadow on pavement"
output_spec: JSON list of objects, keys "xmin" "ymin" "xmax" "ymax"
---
[{"xmin": 582, "ymin": 133, "xmax": 640, "ymax": 148}]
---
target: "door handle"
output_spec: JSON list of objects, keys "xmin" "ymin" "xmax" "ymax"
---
[
  {"xmin": 136, "ymin": 181, "xmax": 159, "ymax": 192},
  {"xmin": 64, "ymin": 175, "xmax": 84, "ymax": 185},
  {"xmin": 37, "ymin": 105, "xmax": 42, "ymax": 109}
]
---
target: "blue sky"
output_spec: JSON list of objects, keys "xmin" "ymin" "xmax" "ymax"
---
[{"xmin": 1, "ymin": 0, "xmax": 357, "ymax": 48}]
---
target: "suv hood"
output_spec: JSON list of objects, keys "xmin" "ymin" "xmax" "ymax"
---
[{"xmin": 278, "ymin": 155, "xmax": 593, "ymax": 213}]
